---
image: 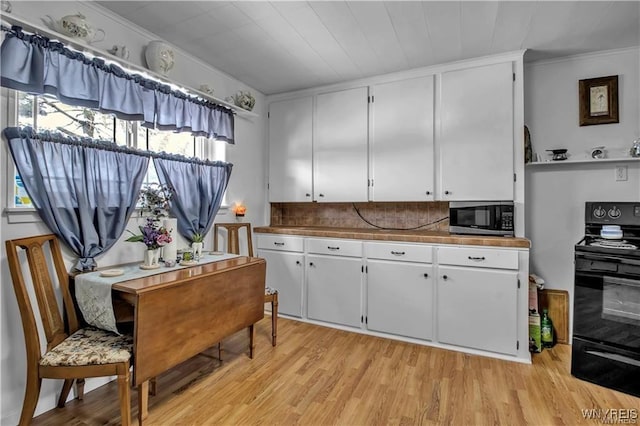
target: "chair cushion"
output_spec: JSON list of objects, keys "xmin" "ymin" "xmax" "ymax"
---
[
  {"xmin": 40, "ymin": 327, "xmax": 132, "ymax": 367},
  {"xmin": 265, "ymin": 286, "xmax": 278, "ymax": 295}
]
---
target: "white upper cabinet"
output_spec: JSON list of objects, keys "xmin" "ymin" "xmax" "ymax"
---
[
  {"xmin": 268, "ymin": 96, "xmax": 313, "ymax": 202},
  {"xmin": 314, "ymin": 87, "xmax": 369, "ymax": 202},
  {"xmin": 439, "ymin": 62, "xmax": 514, "ymax": 201},
  {"xmin": 370, "ymin": 76, "xmax": 435, "ymax": 201}
]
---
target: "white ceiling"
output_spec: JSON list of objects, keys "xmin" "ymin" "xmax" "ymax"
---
[{"xmin": 97, "ymin": 1, "xmax": 640, "ymax": 95}]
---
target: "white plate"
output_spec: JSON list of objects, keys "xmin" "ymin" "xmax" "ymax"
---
[
  {"xmin": 180, "ymin": 260, "xmax": 198, "ymax": 266},
  {"xmin": 140, "ymin": 264, "xmax": 160, "ymax": 270},
  {"xmin": 100, "ymin": 269, "xmax": 124, "ymax": 277}
]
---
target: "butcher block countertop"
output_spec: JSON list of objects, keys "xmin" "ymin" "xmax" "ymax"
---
[{"xmin": 254, "ymin": 226, "xmax": 530, "ymax": 249}]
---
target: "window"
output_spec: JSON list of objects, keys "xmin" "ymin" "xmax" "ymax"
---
[{"xmin": 10, "ymin": 92, "xmax": 226, "ymax": 208}]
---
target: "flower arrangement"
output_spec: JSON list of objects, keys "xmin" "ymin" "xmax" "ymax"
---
[
  {"xmin": 126, "ymin": 217, "xmax": 172, "ymax": 250},
  {"xmin": 138, "ymin": 183, "xmax": 173, "ymax": 218}
]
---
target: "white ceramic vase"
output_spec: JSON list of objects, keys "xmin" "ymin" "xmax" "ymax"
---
[
  {"xmin": 144, "ymin": 248, "xmax": 160, "ymax": 268},
  {"xmin": 145, "ymin": 40, "xmax": 175, "ymax": 76},
  {"xmin": 192, "ymin": 242, "xmax": 203, "ymax": 259}
]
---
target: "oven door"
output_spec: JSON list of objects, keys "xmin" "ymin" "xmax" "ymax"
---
[{"xmin": 574, "ymin": 251, "xmax": 640, "ymax": 351}]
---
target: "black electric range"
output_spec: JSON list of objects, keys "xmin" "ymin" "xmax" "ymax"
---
[{"xmin": 572, "ymin": 201, "xmax": 640, "ymax": 398}]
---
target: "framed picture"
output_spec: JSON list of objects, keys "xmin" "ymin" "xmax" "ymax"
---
[{"xmin": 579, "ymin": 75, "xmax": 619, "ymax": 126}]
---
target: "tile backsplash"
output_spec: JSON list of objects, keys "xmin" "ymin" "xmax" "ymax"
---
[{"xmin": 271, "ymin": 202, "xmax": 449, "ymax": 231}]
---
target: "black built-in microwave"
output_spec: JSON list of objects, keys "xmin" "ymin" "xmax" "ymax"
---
[{"xmin": 449, "ymin": 201, "xmax": 514, "ymax": 236}]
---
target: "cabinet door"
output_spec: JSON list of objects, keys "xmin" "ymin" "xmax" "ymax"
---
[
  {"xmin": 307, "ymin": 254, "xmax": 362, "ymax": 328},
  {"xmin": 314, "ymin": 87, "xmax": 369, "ymax": 202},
  {"xmin": 258, "ymin": 250, "xmax": 304, "ymax": 317},
  {"xmin": 439, "ymin": 62, "xmax": 514, "ymax": 201},
  {"xmin": 268, "ymin": 97, "xmax": 313, "ymax": 202},
  {"xmin": 437, "ymin": 266, "xmax": 518, "ymax": 355},
  {"xmin": 367, "ymin": 260, "xmax": 433, "ymax": 340},
  {"xmin": 370, "ymin": 76, "xmax": 435, "ymax": 201}
]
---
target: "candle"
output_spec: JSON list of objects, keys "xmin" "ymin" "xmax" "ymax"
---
[{"xmin": 162, "ymin": 218, "xmax": 178, "ymax": 263}]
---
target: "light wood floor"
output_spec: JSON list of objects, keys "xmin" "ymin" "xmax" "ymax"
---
[{"xmin": 31, "ymin": 316, "xmax": 639, "ymax": 425}]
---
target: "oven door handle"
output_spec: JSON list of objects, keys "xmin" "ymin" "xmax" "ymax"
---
[
  {"xmin": 577, "ymin": 252, "xmax": 640, "ymax": 266},
  {"xmin": 585, "ymin": 350, "xmax": 640, "ymax": 367}
]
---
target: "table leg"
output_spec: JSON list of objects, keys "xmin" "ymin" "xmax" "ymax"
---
[
  {"xmin": 249, "ymin": 324, "xmax": 255, "ymax": 358},
  {"xmin": 272, "ymin": 295, "xmax": 278, "ymax": 346},
  {"xmin": 138, "ymin": 380, "xmax": 149, "ymax": 424}
]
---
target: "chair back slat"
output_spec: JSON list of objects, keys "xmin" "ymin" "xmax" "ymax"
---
[
  {"xmin": 214, "ymin": 223, "xmax": 254, "ymax": 257},
  {"xmin": 6, "ymin": 235, "xmax": 75, "ymax": 354}
]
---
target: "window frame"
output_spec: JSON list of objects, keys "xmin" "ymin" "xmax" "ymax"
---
[{"xmin": 4, "ymin": 90, "xmax": 228, "ymax": 223}]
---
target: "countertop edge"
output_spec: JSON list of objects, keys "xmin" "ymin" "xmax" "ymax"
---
[{"xmin": 254, "ymin": 227, "xmax": 530, "ymax": 249}]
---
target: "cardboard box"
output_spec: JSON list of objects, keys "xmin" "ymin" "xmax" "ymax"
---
[
  {"xmin": 529, "ymin": 278, "xmax": 539, "ymax": 314},
  {"xmin": 529, "ymin": 313, "xmax": 542, "ymax": 353}
]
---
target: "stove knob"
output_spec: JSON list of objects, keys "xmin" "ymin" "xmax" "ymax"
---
[
  {"xmin": 593, "ymin": 206, "xmax": 606, "ymax": 218},
  {"xmin": 608, "ymin": 207, "xmax": 621, "ymax": 219}
]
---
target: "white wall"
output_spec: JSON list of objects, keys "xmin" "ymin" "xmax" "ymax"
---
[
  {"xmin": 0, "ymin": 2, "xmax": 268, "ymax": 423},
  {"xmin": 524, "ymin": 47, "xmax": 640, "ymax": 335}
]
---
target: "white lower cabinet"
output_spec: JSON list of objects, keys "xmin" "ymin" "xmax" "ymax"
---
[
  {"xmin": 436, "ymin": 246, "xmax": 519, "ymax": 356},
  {"xmin": 258, "ymin": 250, "xmax": 304, "ymax": 317},
  {"xmin": 256, "ymin": 235, "xmax": 305, "ymax": 317},
  {"xmin": 306, "ymin": 238, "xmax": 363, "ymax": 328},
  {"xmin": 257, "ymin": 233, "xmax": 527, "ymax": 362},
  {"xmin": 366, "ymin": 260, "xmax": 433, "ymax": 340}
]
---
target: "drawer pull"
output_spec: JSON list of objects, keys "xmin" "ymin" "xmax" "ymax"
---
[
  {"xmin": 274, "ymin": 242, "xmax": 285, "ymax": 246},
  {"xmin": 468, "ymin": 256, "xmax": 486, "ymax": 261},
  {"xmin": 296, "ymin": 260, "xmax": 301, "ymax": 265},
  {"xmin": 442, "ymin": 275, "xmax": 448, "ymax": 280},
  {"xmin": 305, "ymin": 193, "xmax": 311, "ymax": 197},
  {"xmin": 309, "ymin": 262, "xmax": 314, "ymax": 267},
  {"xmin": 423, "ymin": 273, "xmax": 429, "ymax": 278},
  {"xmin": 391, "ymin": 251, "xmax": 406, "ymax": 256},
  {"xmin": 327, "ymin": 246, "xmax": 340, "ymax": 250}
]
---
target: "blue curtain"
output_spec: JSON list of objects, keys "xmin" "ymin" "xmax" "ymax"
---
[
  {"xmin": 154, "ymin": 157, "xmax": 232, "ymax": 242},
  {"xmin": 1, "ymin": 25, "xmax": 235, "ymax": 143},
  {"xmin": 3, "ymin": 127, "xmax": 148, "ymax": 271}
]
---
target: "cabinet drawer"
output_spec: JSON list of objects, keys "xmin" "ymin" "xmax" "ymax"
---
[
  {"xmin": 256, "ymin": 235, "xmax": 304, "ymax": 252},
  {"xmin": 437, "ymin": 246, "xmax": 518, "ymax": 270},
  {"xmin": 365, "ymin": 242, "xmax": 433, "ymax": 263},
  {"xmin": 306, "ymin": 238, "xmax": 362, "ymax": 257}
]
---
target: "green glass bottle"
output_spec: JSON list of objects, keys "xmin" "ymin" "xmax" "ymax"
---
[{"xmin": 541, "ymin": 308, "xmax": 554, "ymax": 348}]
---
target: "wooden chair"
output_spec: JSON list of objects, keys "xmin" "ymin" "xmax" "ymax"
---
[
  {"xmin": 214, "ymin": 222, "xmax": 278, "ymax": 346},
  {"xmin": 6, "ymin": 234, "xmax": 133, "ymax": 426}
]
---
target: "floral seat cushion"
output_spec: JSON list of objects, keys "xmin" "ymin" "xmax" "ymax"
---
[
  {"xmin": 40, "ymin": 327, "xmax": 133, "ymax": 367},
  {"xmin": 265, "ymin": 286, "xmax": 278, "ymax": 296}
]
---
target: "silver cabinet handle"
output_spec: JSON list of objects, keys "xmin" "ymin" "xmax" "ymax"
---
[
  {"xmin": 328, "ymin": 246, "xmax": 340, "ymax": 250},
  {"xmin": 391, "ymin": 251, "xmax": 405, "ymax": 256},
  {"xmin": 468, "ymin": 256, "xmax": 486, "ymax": 261},
  {"xmin": 274, "ymin": 242, "xmax": 285, "ymax": 246}
]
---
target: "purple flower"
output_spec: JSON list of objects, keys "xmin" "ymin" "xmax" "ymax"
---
[{"xmin": 126, "ymin": 217, "xmax": 172, "ymax": 249}]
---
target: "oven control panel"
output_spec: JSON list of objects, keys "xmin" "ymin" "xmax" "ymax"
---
[{"xmin": 586, "ymin": 202, "xmax": 640, "ymax": 225}]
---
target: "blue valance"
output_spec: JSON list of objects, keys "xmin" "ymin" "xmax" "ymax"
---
[{"xmin": 0, "ymin": 25, "xmax": 235, "ymax": 143}]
